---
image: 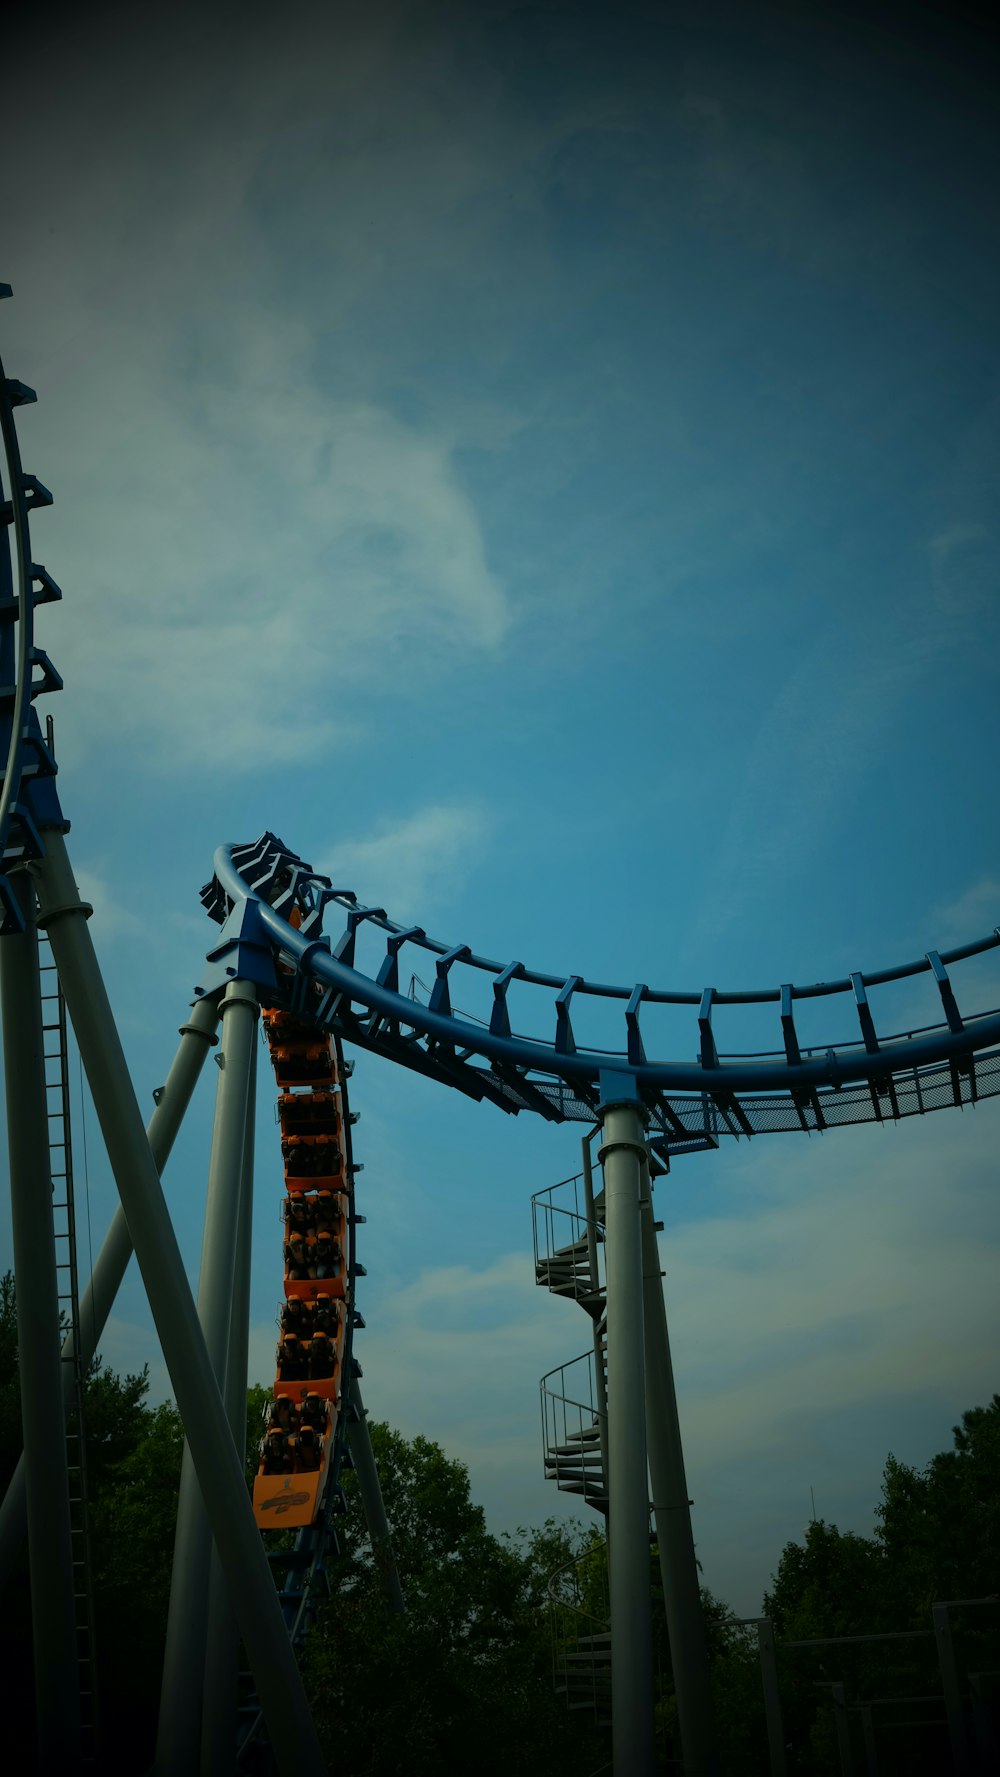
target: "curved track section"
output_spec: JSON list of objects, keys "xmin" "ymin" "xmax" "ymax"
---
[
  {"xmin": 203, "ymin": 835, "xmax": 1000, "ymax": 1153},
  {"xmin": 0, "ymin": 287, "xmax": 64, "ymax": 930}
]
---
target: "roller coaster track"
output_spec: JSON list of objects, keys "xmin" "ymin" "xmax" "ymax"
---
[
  {"xmin": 0, "ymin": 285, "xmax": 64, "ymax": 927},
  {"xmin": 202, "ymin": 835, "xmax": 1000, "ymax": 1155}
]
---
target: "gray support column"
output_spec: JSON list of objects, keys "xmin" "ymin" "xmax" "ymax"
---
[
  {"xmin": 932, "ymin": 1604, "xmax": 971, "ymax": 1776},
  {"xmin": 0, "ymin": 869, "xmax": 81, "ymax": 1772},
  {"xmin": 34, "ymin": 831, "xmax": 326, "ymax": 1777},
  {"xmin": 0, "ymin": 994, "xmax": 220, "ymax": 1593},
  {"xmin": 581, "ymin": 1136, "xmax": 610, "ymax": 1506},
  {"xmin": 756, "ymin": 1620, "xmax": 787, "ymax": 1777},
  {"xmin": 346, "ymin": 1377, "xmax": 405, "ymax": 1616},
  {"xmin": 156, "ymin": 976, "xmax": 259, "ymax": 1777},
  {"xmin": 201, "ymin": 1039, "xmax": 258, "ymax": 1776},
  {"xmin": 640, "ymin": 1164, "xmax": 720, "ymax": 1776},
  {"xmin": 830, "ymin": 1682, "xmax": 854, "ymax": 1777},
  {"xmin": 969, "ymin": 1673, "xmax": 998, "ymax": 1770},
  {"xmin": 860, "ymin": 1703, "xmax": 879, "ymax": 1777},
  {"xmin": 598, "ymin": 1094, "xmax": 656, "ymax": 1777}
]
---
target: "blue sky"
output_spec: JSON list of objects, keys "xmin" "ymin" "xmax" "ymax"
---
[{"xmin": 2, "ymin": 0, "xmax": 999, "ymax": 1614}]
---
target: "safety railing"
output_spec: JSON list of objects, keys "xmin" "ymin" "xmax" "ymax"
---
[
  {"xmin": 540, "ymin": 1348, "xmax": 607, "ymax": 1507},
  {"xmin": 531, "ymin": 1170, "xmax": 605, "ymax": 1305},
  {"xmin": 546, "ymin": 1540, "xmax": 612, "ymax": 1720}
]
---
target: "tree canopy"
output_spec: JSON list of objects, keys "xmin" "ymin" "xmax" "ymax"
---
[
  {"xmin": 1, "ymin": 1271, "xmax": 997, "ymax": 1776},
  {"xmin": 303, "ymin": 1419, "xmax": 606, "ymax": 1776}
]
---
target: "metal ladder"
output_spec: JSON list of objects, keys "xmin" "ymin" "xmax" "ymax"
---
[{"xmin": 38, "ymin": 930, "xmax": 100, "ymax": 1762}]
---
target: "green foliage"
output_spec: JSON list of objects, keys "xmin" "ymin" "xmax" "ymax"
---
[
  {"xmin": 302, "ymin": 1421, "xmax": 606, "ymax": 1775},
  {"xmin": 876, "ymin": 1393, "xmax": 1000, "ymax": 1616},
  {"xmin": 245, "ymin": 1380, "xmax": 274, "ymax": 1485},
  {"xmin": 2, "ymin": 1269, "xmax": 997, "ymax": 1776},
  {"xmin": 759, "ymin": 1401, "xmax": 1000, "ymax": 1774},
  {"xmin": 764, "ymin": 1519, "xmax": 887, "ymax": 1640}
]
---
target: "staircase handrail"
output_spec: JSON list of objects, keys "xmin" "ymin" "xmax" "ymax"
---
[
  {"xmin": 545, "ymin": 1540, "xmax": 611, "ymax": 1636},
  {"xmin": 540, "ymin": 1347, "xmax": 605, "ymax": 1419}
]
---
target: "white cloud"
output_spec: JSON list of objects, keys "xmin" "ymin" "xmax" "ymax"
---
[
  {"xmin": 929, "ymin": 522, "xmax": 997, "ymax": 615},
  {"xmin": 930, "ymin": 875, "xmax": 1000, "ymax": 947},
  {"xmin": 5, "ymin": 7, "xmax": 529, "ymax": 779},
  {"xmin": 37, "ymin": 331, "xmax": 507, "ymax": 774},
  {"xmin": 318, "ymin": 802, "xmax": 492, "ymax": 922},
  {"xmin": 653, "ymin": 1114, "xmax": 1000, "ymax": 1604},
  {"xmin": 71, "ymin": 865, "xmax": 148, "ymax": 949},
  {"xmin": 346, "ymin": 1250, "xmax": 581, "ymax": 1525}
]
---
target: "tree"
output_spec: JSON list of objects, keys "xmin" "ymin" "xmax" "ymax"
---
[
  {"xmin": 876, "ymin": 1393, "xmax": 1000, "ymax": 1616},
  {"xmin": 301, "ymin": 1420, "xmax": 606, "ymax": 1776},
  {"xmin": 764, "ymin": 1518, "xmax": 886, "ymax": 1642},
  {"xmin": 758, "ymin": 1398, "xmax": 1000, "ymax": 1775}
]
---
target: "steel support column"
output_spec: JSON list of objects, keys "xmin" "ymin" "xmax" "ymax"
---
[
  {"xmin": 933, "ymin": 1604, "xmax": 971, "ymax": 1776},
  {"xmin": 640, "ymin": 1160, "xmax": 720, "ymax": 1775},
  {"xmin": 831, "ymin": 1682, "xmax": 854, "ymax": 1777},
  {"xmin": 33, "ymin": 831, "xmax": 326, "ymax": 1777},
  {"xmin": 0, "ymin": 868, "xmax": 81, "ymax": 1771},
  {"xmin": 0, "ymin": 993, "xmax": 221, "ymax": 1593},
  {"xmin": 599, "ymin": 1092, "xmax": 656, "ymax": 1777},
  {"xmin": 756, "ymin": 1619, "xmax": 788, "ymax": 1777},
  {"xmin": 201, "ymin": 1038, "xmax": 258, "ymax": 1776},
  {"xmin": 346, "ymin": 1377, "xmax": 405, "ymax": 1616},
  {"xmin": 156, "ymin": 975, "xmax": 259, "ymax": 1777},
  {"xmin": 860, "ymin": 1703, "xmax": 879, "ymax": 1777}
]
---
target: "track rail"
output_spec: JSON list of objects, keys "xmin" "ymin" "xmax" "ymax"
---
[
  {"xmin": 202, "ymin": 834, "xmax": 1000, "ymax": 1147},
  {"xmin": 0, "ymin": 286, "xmax": 64, "ymax": 928}
]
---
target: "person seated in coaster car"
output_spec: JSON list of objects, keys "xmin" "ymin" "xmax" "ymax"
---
[
  {"xmin": 308, "ymin": 1330, "xmax": 335, "ymax": 1379},
  {"xmin": 280, "ymin": 1296, "xmax": 311, "ymax": 1336},
  {"xmin": 314, "ymin": 1231, "xmax": 339, "ymax": 1279},
  {"xmin": 314, "ymin": 1140, "xmax": 340, "ymax": 1177},
  {"xmin": 301, "ymin": 1391, "xmax": 329, "ymax": 1433},
  {"xmin": 277, "ymin": 1333, "xmax": 308, "ymax": 1381},
  {"xmin": 270, "ymin": 1394, "xmax": 299, "ymax": 1434},
  {"xmin": 313, "ymin": 1190, "xmax": 337, "ymax": 1231},
  {"xmin": 284, "ymin": 1233, "xmax": 309, "ymax": 1280},
  {"xmin": 302, "ymin": 1233, "xmax": 319, "ymax": 1279},
  {"xmin": 261, "ymin": 1428, "xmax": 292, "ymax": 1475},
  {"xmin": 297, "ymin": 1424, "xmax": 321, "ymax": 1472},
  {"xmin": 283, "ymin": 1193, "xmax": 314, "ymax": 1233},
  {"xmin": 312, "ymin": 1294, "xmax": 338, "ymax": 1336}
]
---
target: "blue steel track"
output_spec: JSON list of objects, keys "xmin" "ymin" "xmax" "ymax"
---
[
  {"xmin": 0, "ymin": 289, "xmax": 64, "ymax": 930},
  {"xmin": 204, "ymin": 836, "xmax": 1000, "ymax": 1153}
]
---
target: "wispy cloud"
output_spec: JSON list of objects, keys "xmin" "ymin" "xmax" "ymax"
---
[
  {"xmin": 38, "ymin": 328, "xmax": 507, "ymax": 773},
  {"xmin": 930, "ymin": 875, "xmax": 1000, "ymax": 947},
  {"xmin": 928, "ymin": 522, "xmax": 997, "ymax": 616},
  {"xmin": 318, "ymin": 802, "xmax": 492, "ymax": 922},
  {"xmin": 72, "ymin": 865, "xmax": 148, "ymax": 949}
]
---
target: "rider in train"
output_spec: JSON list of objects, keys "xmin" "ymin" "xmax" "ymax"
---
[
  {"xmin": 277, "ymin": 1333, "xmax": 309, "ymax": 1381},
  {"xmin": 308, "ymin": 1330, "xmax": 334, "ymax": 1379}
]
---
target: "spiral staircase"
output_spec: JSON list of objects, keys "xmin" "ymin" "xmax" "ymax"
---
[{"xmin": 533, "ymin": 1163, "xmax": 613, "ymax": 1718}]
